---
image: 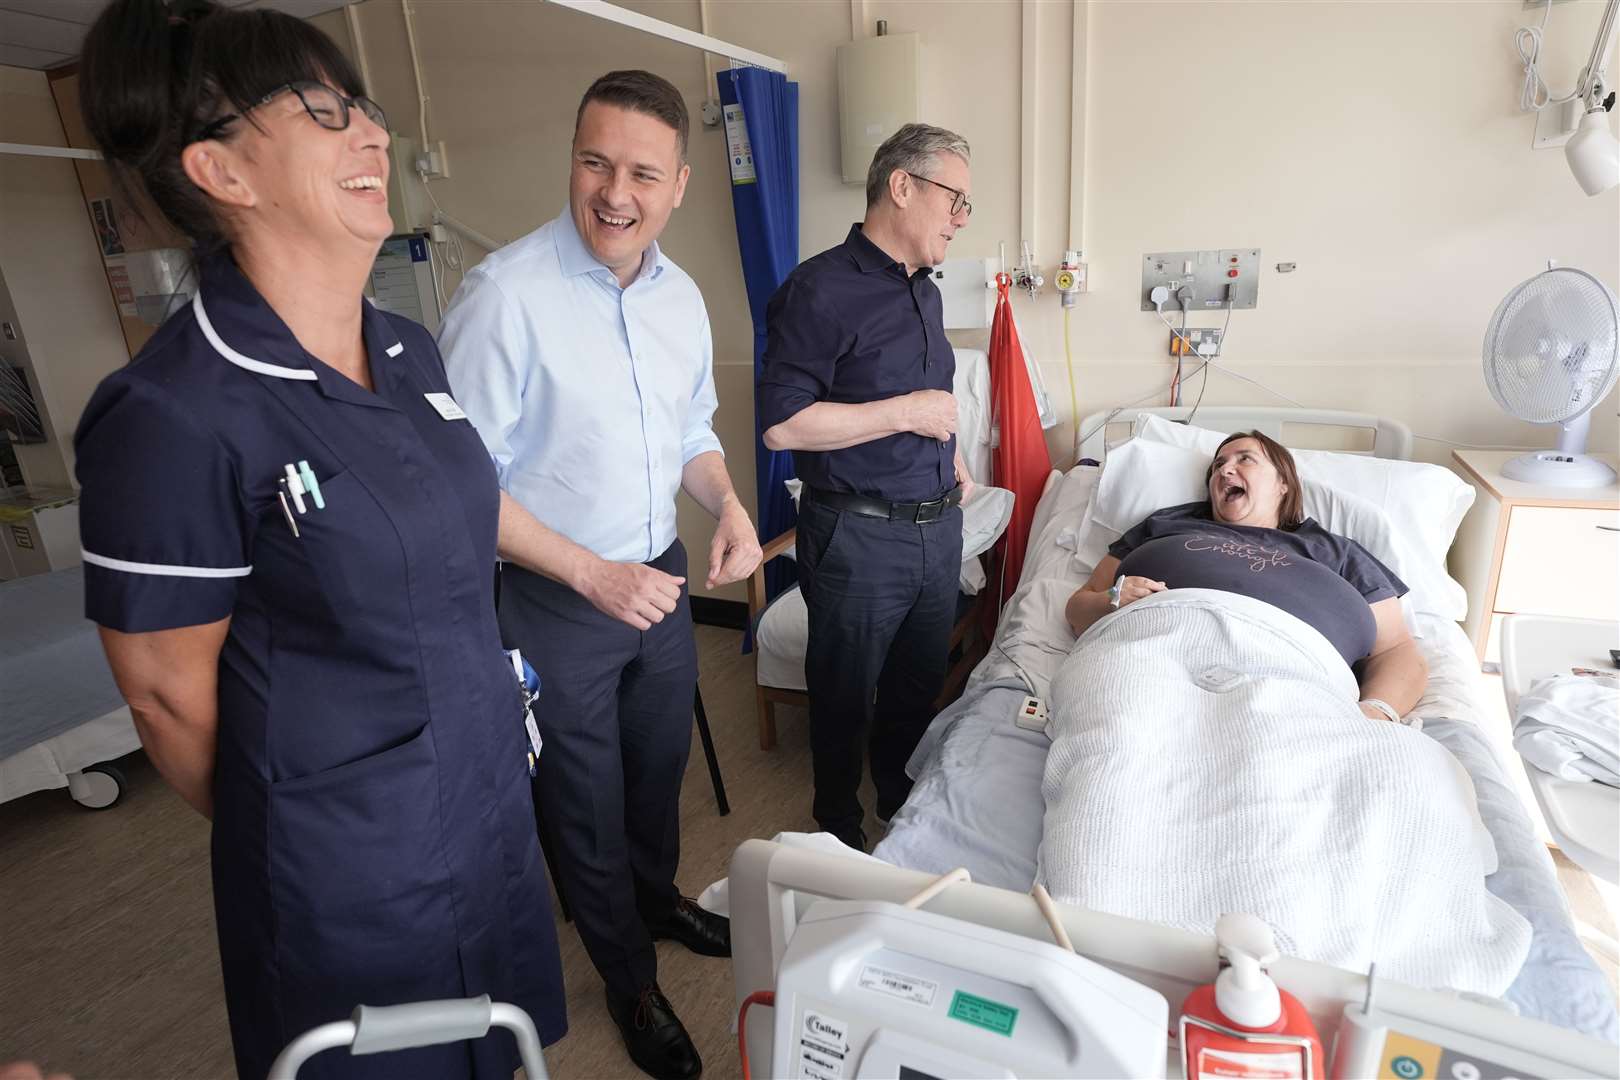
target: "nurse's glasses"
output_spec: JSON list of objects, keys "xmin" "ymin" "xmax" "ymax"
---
[{"xmin": 194, "ymin": 82, "xmax": 387, "ymax": 143}]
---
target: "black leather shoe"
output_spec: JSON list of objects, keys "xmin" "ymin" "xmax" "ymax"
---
[
  {"xmin": 647, "ymin": 896, "xmax": 731, "ymax": 958},
  {"xmin": 605, "ymin": 983, "xmax": 702, "ymax": 1080}
]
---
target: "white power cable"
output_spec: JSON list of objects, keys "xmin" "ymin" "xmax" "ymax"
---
[{"xmin": 1517, "ymin": 0, "xmax": 1583, "ymax": 112}]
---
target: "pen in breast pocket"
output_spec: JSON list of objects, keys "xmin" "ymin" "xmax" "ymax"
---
[
  {"xmin": 282, "ymin": 464, "xmax": 309, "ymax": 514},
  {"xmin": 276, "ymin": 478, "xmax": 301, "ymax": 539}
]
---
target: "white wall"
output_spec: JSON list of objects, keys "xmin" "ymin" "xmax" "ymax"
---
[
  {"xmin": 325, "ymin": 0, "xmax": 1620, "ymax": 598},
  {"xmin": 0, "ymin": 65, "xmax": 131, "ymax": 489}
]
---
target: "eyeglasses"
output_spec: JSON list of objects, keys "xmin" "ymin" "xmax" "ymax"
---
[
  {"xmin": 905, "ymin": 172, "xmax": 973, "ymax": 217},
  {"xmin": 194, "ymin": 81, "xmax": 387, "ymax": 143}
]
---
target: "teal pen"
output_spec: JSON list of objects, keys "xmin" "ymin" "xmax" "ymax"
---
[{"xmin": 297, "ymin": 460, "xmax": 325, "ymax": 510}]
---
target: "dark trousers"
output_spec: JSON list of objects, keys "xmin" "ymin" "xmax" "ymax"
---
[
  {"xmin": 496, "ymin": 541, "xmax": 697, "ymax": 998},
  {"xmin": 797, "ymin": 497, "xmax": 964, "ymax": 840}
]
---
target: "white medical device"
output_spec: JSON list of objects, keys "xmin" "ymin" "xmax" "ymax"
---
[
  {"xmin": 765, "ymin": 898, "xmax": 1169, "ymax": 1079},
  {"xmin": 1329, "ymin": 968, "xmax": 1604, "ymax": 1080},
  {"xmin": 732, "ymin": 841, "xmax": 1619, "ymax": 1080}
]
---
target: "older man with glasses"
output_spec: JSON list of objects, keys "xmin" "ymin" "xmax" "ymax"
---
[{"xmin": 758, "ymin": 123, "xmax": 975, "ymax": 853}]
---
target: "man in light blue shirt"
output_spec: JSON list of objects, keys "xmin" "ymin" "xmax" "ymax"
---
[{"xmin": 439, "ymin": 70, "xmax": 759, "ymax": 1080}]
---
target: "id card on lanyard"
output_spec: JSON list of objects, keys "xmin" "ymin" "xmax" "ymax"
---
[{"xmin": 507, "ymin": 649, "xmax": 543, "ymax": 776}]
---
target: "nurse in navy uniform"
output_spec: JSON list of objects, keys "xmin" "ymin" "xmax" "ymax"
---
[{"xmin": 73, "ymin": 3, "xmax": 566, "ymax": 1077}]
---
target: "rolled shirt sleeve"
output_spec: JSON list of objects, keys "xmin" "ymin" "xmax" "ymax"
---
[
  {"xmin": 75, "ymin": 375, "xmax": 251, "ymax": 633},
  {"xmin": 757, "ymin": 277, "xmax": 847, "ymax": 433},
  {"xmin": 681, "ymin": 307, "xmax": 723, "ymax": 465},
  {"xmin": 438, "ymin": 268, "xmax": 528, "ymax": 485}
]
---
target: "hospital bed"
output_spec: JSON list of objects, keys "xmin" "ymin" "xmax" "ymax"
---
[
  {"xmin": 0, "ymin": 566, "xmax": 139, "ymax": 809},
  {"xmin": 733, "ymin": 405, "xmax": 1617, "ymax": 1061}
]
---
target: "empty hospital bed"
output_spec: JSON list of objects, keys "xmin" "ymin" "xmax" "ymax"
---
[
  {"xmin": 0, "ymin": 566, "xmax": 139, "ymax": 809},
  {"xmin": 866, "ymin": 406, "xmax": 1617, "ymax": 1041}
]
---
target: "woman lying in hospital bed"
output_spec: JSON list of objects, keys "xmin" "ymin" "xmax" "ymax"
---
[
  {"xmin": 1065, "ymin": 430, "xmax": 1427, "ymax": 720},
  {"xmin": 1038, "ymin": 430, "xmax": 1532, "ymax": 999}
]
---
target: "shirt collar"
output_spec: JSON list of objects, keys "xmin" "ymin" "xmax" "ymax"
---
[
  {"xmin": 844, "ymin": 222, "xmax": 913, "ymax": 276},
  {"xmin": 193, "ymin": 252, "xmax": 405, "ymax": 408},
  {"xmin": 553, "ymin": 206, "xmax": 666, "ymax": 286}
]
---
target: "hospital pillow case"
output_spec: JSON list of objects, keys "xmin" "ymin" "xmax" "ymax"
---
[
  {"xmin": 1132, "ymin": 414, "xmax": 1472, "ymax": 619},
  {"xmin": 1077, "ymin": 437, "xmax": 1428, "ymax": 628}
]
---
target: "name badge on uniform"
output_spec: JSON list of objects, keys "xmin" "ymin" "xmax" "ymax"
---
[{"xmin": 424, "ymin": 392, "xmax": 468, "ymax": 421}]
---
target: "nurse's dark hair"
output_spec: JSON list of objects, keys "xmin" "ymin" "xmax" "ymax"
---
[
  {"xmin": 78, "ymin": 0, "xmax": 366, "ymax": 255},
  {"xmin": 1207, "ymin": 430, "xmax": 1305, "ymax": 530}
]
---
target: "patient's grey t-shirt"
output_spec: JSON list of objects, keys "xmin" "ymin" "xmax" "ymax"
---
[{"xmin": 1107, "ymin": 501, "xmax": 1407, "ymax": 666}]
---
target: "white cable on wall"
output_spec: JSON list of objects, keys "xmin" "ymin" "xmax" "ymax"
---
[
  {"xmin": 401, "ymin": 0, "xmax": 433, "ymax": 149},
  {"xmin": 1517, "ymin": 0, "xmax": 1582, "ymax": 112}
]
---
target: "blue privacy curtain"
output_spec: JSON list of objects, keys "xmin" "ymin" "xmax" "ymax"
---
[{"xmin": 717, "ymin": 66, "xmax": 799, "ymax": 603}]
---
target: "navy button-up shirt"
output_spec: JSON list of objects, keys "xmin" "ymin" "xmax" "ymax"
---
[{"xmin": 758, "ymin": 224, "xmax": 956, "ymax": 502}]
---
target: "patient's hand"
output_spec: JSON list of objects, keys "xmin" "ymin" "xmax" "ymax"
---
[{"xmin": 1116, "ymin": 575, "xmax": 1167, "ymax": 608}]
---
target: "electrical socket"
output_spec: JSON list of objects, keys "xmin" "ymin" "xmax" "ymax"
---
[
  {"xmin": 1169, "ymin": 327, "xmax": 1224, "ymax": 358},
  {"xmin": 416, "ymin": 139, "xmax": 450, "ymax": 180}
]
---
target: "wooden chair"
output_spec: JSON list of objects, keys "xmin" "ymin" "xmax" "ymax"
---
[{"xmin": 745, "ymin": 526, "xmax": 988, "ymax": 750}]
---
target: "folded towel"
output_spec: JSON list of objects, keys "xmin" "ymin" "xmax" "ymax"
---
[{"xmin": 1512, "ymin": 673, "xmax": 1620, "ymax": 785}]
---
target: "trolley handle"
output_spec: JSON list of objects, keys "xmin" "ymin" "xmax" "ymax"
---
[{"xmin": 267, "ymin": 995, "xmax": 548, "ymax": 1079}]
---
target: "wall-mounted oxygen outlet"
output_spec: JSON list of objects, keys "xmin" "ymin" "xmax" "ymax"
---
[{"xmin": 1140, "ymin": 249, "xmax": 1260, "ymax": 311}]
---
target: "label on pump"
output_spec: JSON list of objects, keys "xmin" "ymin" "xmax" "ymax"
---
[
  {"xmin": 1196, "ymin": 1047, "xmax": 1305, "ymax": 1080},
  {"xmin": 798, "ymin": 1010, "xmax": 848, "ymax": 1080},
  {"xmin": 858, "ymin": 963, "xmax": 939, "ymax": 1006}
]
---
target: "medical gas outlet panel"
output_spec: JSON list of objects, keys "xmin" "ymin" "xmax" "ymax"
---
[{"xmin": 1140, "ymin": 249, "xmax": 1261, "ymax": 310}]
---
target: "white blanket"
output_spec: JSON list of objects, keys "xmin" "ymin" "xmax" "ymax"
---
[
  {"xmin": 1513, "ymin": 673, "xmax": 1620, "ymax": 784},
  {"xmin": 1037, "ymin": 588, "xmax": 1532, "ymax": 996}
]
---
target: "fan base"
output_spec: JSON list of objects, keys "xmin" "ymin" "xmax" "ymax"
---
[{"xmin": 1500, "ymin": 452, "xmax": 1617, "ymax": 488}]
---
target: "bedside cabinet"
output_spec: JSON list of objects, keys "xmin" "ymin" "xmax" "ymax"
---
[{"xmin": 1448, "ymin": 450, "xmax": 1619, "ymax": 664}]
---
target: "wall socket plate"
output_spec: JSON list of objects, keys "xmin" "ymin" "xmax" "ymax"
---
[
  {"xmin": 1169, "ymin": 326, "xmax": 1224, "ymax": 357},
  {"xmin": 1141, "ymin": 249, "xmax": 1260, "ymax": 311},
  {"xmin": 1532, "ymin": 99, "xmax": 1583, "ymax": 149}
]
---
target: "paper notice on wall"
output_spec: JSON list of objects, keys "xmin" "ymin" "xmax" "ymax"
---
[
  {"xmin": 723, "ymin": 103, "xmax": 756, "ymax": 186},
  {"xmin": 103, "ymin": 256, "xmax": 137, "ymax": 318}
]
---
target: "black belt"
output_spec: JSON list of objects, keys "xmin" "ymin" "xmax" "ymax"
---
[{"xmin": 806, "ymin": 485, "xmax": 963, "ymax": 524}]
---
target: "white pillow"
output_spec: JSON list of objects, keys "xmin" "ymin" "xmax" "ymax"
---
[
  {"xmin": 1022, "ymin": 466, "xmax": 1094, "ymax": 585},
  {"xmin": 1083, "ymin": 438, "xmax": 1423, "ymax": 629},
  {"xmin": 1133, "ymin": 414, "xmax": 1473, "ymax": 619}
]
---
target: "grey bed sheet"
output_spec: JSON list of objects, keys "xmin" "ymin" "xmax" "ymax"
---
[
  {"xmin": 0, "ymin": 567, "xmax": 125, "ymax": 761},
  {"xmin": 874, "ymin": 676, "xmax": 1620, "ymax": 1041}
]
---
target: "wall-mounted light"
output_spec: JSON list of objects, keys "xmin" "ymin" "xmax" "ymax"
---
[
  {"xmin": 1520, "ymin": 0, "xmax": 1619, "ymax": 195},
  {"xmin": 1567, "ymin": 102, "xmax": 1619, "ymax": 196}
]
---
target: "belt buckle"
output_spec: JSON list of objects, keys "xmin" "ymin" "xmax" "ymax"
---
[{"xmin": 915, "ymin": 498, "xmax": 944, "ymax": 524}]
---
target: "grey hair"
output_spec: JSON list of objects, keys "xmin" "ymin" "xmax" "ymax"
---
[{"xmin": 864, "ymin": 122, "xmax": 971, "ymax": 209}]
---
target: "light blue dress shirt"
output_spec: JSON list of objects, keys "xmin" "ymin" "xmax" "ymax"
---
[{"xmin": 438, "ymin": 209, "xmax": 723, "ymax": 564}]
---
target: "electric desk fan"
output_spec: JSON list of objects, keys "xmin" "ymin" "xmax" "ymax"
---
[{"xmin": 1483, "ymin": 266, "xmax": 1619, "ymax": 486}]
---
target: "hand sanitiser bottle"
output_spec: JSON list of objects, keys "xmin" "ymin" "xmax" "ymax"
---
[{"xmin": 1179, "ymin": 913, "xmax": 1325, "ymax": 1080}]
